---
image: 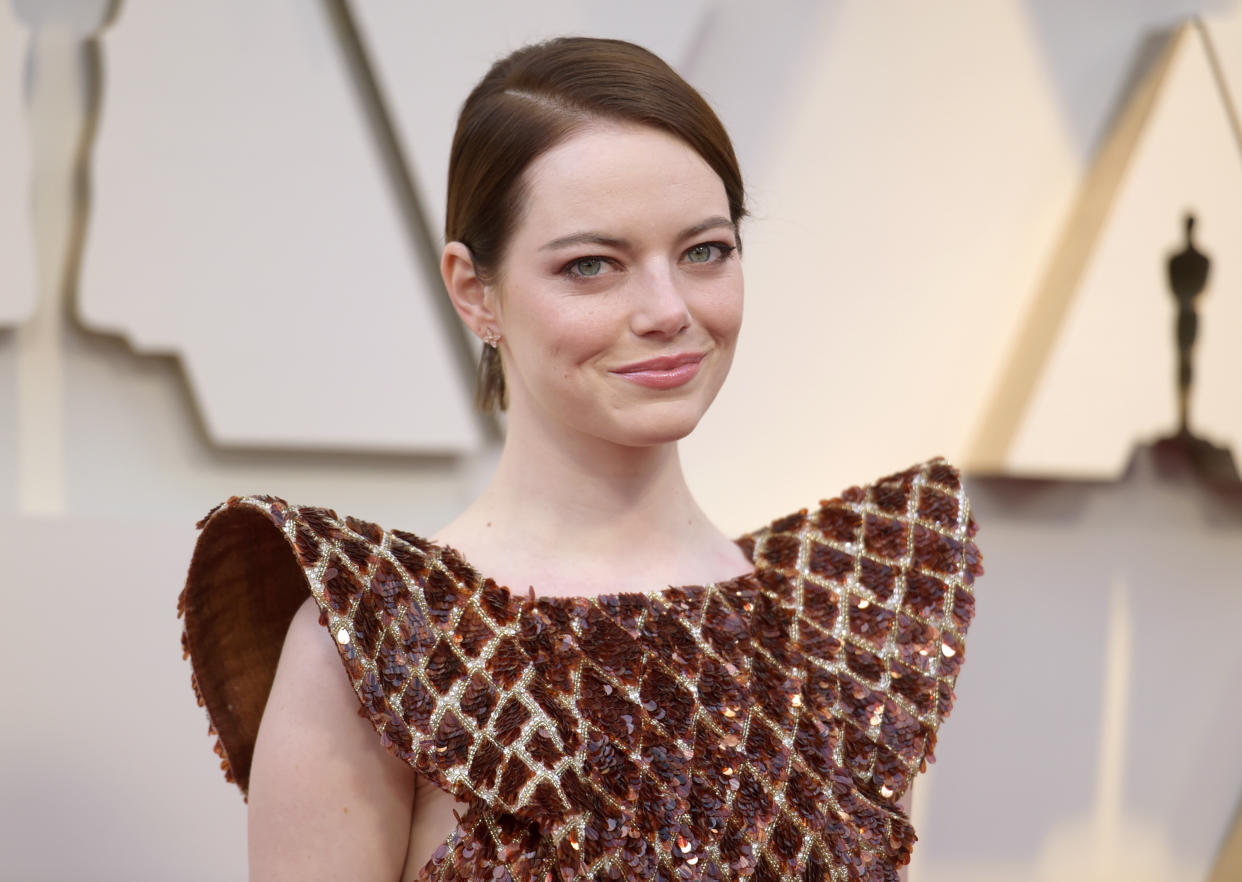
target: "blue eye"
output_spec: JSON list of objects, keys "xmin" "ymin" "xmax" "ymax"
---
[
  {"xmin": 684, "ymin": 242, "xmax": 736, "ymax": 265},
  {"xmin": 572, "ymin": 257, "xmax": 604, "ymax": 277}
]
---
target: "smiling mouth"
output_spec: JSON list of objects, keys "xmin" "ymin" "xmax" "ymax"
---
[
  {"xmin": 609, "ymin": 352, "xmax": 705, "ymax": 389},
  {"xmin": 613, "ymin": 351, "xmax": 706, "ymax": 373}
]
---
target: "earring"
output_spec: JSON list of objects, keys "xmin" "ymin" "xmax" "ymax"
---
[{"xmin": 482, "ymin": 328, "xmax": 501, "ymax": 347}]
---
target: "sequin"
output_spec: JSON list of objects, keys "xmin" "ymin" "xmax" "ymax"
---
[{"xmin": 180, "ymin": 457, "xmax": 981, "ymax": 882}]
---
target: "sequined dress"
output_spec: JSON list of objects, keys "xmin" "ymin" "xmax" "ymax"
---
[{"xmin": 179, "ymin": 457, "xmax": 983, "ymax": 882}]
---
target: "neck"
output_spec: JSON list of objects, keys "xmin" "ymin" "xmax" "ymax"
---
[
  {"xmin": 433, "ymin": 396, "xmax": 755, "ymax": 596},
  {"xmin": 475, "ymin": 401, "xmax": 710, "ymax": 560}
]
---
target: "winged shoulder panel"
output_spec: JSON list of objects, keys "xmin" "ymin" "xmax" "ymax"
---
[{"xmin": 179, "ymin": 457, "xmax": 982, "ymax": 882}]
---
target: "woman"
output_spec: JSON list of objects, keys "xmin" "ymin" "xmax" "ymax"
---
[{"xmin": 180, "ymin": 36, "xmax": 982, "ymax": 882}]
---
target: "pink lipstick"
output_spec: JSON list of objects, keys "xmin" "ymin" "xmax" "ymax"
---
[{"xmin": 610, "ymin": 352, "xmax": 705, "ymax": 389}]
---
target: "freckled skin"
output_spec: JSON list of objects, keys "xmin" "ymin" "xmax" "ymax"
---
[
  {"xmin": 420, "ymin": 121, "xmax": 757, "ymax": 880},
  {"xmin": 485, "ymin": 122, "xmax": 744, "ymax": 449},
  {"xmin": 232, "ymin": 66, "xmax": 944, "ymax": 880}
]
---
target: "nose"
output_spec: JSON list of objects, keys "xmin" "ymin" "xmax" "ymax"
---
[{"xmin": 630, "ymin": 263, "xmax": 692, "ymax": 338}]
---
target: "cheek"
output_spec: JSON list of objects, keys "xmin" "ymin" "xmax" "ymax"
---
[
  {"xmin": 696, "ymin": 279, "xmax": 745, "ymax": 341},
  {"xmin": 542, "ymin": 304, "xmax": 620, "ymax": 362},
  {"xmin": 516, "ymin": 307, "xmax": 616, "ymax": 392}
]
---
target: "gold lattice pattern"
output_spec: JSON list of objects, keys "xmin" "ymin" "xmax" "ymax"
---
[{"xmin": 180, "ymin": 457, "xmax": 982, "ymax": 882}]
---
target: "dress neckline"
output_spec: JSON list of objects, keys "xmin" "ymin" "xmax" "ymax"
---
[{"xmin": 422, "ymin": 532, "xmax": 764, "ymax": 607}]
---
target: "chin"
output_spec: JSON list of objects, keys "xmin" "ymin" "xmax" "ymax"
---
[{"xmin": 604, "ymin": 398, "xmax": 712, "ymax": 447}]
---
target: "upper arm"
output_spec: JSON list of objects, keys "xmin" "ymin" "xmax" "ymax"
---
[{"xmin": 247, "ymin": 597, "xmax": 416, "ymax": 881}]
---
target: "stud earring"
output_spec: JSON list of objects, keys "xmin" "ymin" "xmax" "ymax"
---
[{"xmin": 482, "ymin": 328, "xmax": 501, "ymax": 347}]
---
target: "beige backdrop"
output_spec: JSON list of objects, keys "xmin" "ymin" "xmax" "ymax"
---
[{"xmin": 2, "ymin": 1, "xmax": 1241, "ymax": 880}]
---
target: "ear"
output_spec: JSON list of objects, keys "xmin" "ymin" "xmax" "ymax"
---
[{"xmin": 441, "ymin": 241, "xmax": 499, "ymax": 339}]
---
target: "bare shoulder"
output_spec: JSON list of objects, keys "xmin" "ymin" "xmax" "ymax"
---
[{"xmin": 247, "ymin": 596, "xmax": 415, "ymax": 881}]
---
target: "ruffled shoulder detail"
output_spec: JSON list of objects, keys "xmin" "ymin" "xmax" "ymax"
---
[{"xmin": 178, "ymin": 456, "xmax": 982, "ymax": 881}]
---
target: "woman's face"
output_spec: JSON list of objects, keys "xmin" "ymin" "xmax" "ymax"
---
[{"xmin": 490, "ymin": 121, "xmax": 743, "ymax": 448}]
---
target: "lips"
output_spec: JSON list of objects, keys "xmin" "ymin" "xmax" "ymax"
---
[
  {"xmin": 609, "ymin": 351, "xmax": 706, "ymax": 390},
  {"xmin": 613, "ymin": 351, "xmax": 705, "ymax": 373}
]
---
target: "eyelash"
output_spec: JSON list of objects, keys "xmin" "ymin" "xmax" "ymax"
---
[
  {"xmin": 560, "ymin": 256, "xmax": 615, "ymax": 280},
  {"xmin": 559, "ymin": 242, "xmax": 737, "ymax": 280},
  {"xmin": 686, "ymin": 242, "xmax": 737, "ymax": 265}
]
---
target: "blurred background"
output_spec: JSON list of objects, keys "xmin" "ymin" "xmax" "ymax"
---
[{"xmin": 1, "ymin": 1, "xmax": 1240, "ymax": 879}]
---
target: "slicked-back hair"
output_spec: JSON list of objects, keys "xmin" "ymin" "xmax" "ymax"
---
[{"xmin": 445, "ymin": 37, "xmax": 746, "ymax": 413}]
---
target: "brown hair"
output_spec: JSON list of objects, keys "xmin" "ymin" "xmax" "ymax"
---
[{"xmin": 445, "ymin": 36, "xmax": 746, "ymax": 413}]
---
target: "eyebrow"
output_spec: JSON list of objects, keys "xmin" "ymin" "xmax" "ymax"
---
[{"xmin": 538, "ymin": 215, "xmax": 736, "ymax": 252}]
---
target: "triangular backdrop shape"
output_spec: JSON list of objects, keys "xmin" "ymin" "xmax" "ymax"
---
[
  {"xmin": 970, "ymin": 20, "xmax": 1242, "ymax": 478},
  {"xmin": 80, "ymin": 1, "xmax": 481, "ymax": 453}
]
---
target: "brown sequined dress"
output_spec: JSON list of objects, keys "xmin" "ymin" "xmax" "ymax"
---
[{"xmin": 179, "ymin": 457, "xmax": 982, "ymax": 882}]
